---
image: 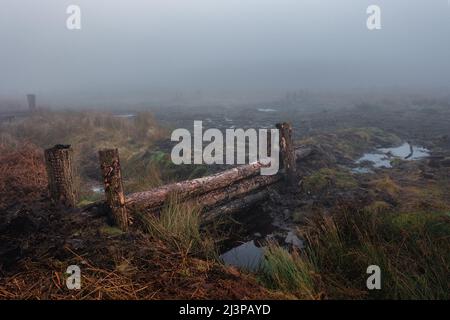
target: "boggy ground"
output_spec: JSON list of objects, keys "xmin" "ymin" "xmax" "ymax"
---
[
  {"xmin": 0, "ymin": 145, "xmax": 283, "ymax": 299},
  {"xmin": 0, "ymin": 118, "xmax": 280, "ymax": 299},
  {"xmin": 1, "ymin": 100, "xmax": 449, "ymax": 299},
  {"xmin": 228, "ymin": 125, "xmax": 450, "ymax": 239}
]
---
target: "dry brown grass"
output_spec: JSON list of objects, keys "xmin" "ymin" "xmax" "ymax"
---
[
  {"xmin": 0, "ymin": 143, "xmax": 47, "ymax": 210},
  {"xmin": 0, "ymin": 140, "xmax": 282, "ymax": 300},
  {"xmin": 0, "ymin": 110, "xmax": 168, "ymax": 180},
  {"xmin": 0, "ymin": 110, "xmax": 166, "ymax": 148},
  {"xmin": 0, "ymin": 110, "xmax": 172, "ymax": 207},
  {"xmin": 0, "ymin": 237, "xmax": 280, "ymax": 300}
]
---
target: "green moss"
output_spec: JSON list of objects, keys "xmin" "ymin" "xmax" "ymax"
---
[
  {"xmin": 99, "ymin": 226, "xmax": 124, "ymax": 236},
  {"xmin": 335, "ymin": 128, "xmax": 399, "ymax": 154},
  {"xmin": 303, "ymin": 168, "xmax": 358, "ymax": 193},
  {"xmin": 390, "ymin": 158, "xmax": 404, "ymax": 167},
  {"xmin": 77, "ymin": 199, "xmax": 95, "ymax": 207},
  {"xmin": 77, "ymin": 192, "xmax": 104, "ymax": 208}
]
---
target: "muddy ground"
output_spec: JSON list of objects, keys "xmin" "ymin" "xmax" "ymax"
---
[
  {"xmin": 0, "ymin": 165, "xmax": 281, "ymax": 299},
  {"xmin": 142, "ymin": 100, "xmax": 450, "ymax": 256},
  {"xmin": 1, "ymin": 97, "xmax": 450, "ymax": 298}
]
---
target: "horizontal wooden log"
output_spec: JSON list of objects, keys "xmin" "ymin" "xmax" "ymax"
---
[
  {"xmin": 295, "ymin": 146, "xmax": 313, "ymax": 161},
  {"xmin": 189, "ymin": 174, "xmax": 281, "ymax": 210},
  {"xmin": 126, "ymin": 162, "xmax": 266, "ymax": 212},
  {"xmin": 202, "ymin": 190, "xmax": 270, "ymax": 221}
]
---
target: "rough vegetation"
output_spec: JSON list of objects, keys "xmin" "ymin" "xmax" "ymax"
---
[
  {"xmin": 260, "ymin": 209, "xmax": 450, "ymax": 299},
  {"xmin": 0, "ymin": 143, "xmax": 47, "ymax": 211},
  {"xmin": 1, "ymin": 103, "xmax": 449, "ymax": 300},
  {"xmin": 0, "ymin": 141, "xmax": 281, "ymax": 299}
]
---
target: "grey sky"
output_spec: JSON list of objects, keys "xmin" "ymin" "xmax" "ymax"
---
[{"xmin": 0, "ymin": 0, "xmax": 449, "ymax": 102}]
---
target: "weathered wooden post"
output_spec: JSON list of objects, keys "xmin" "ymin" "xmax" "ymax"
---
[
  {"xmin": 99, "ymin": 148, "xmax": 129, "ymax": 231},
  {"xmin": 276, "ymin": 122, "xmax": 296, "ymax": 186},
  {"xmin": 44, "ymin": 144, "xmax": 77, "ymax": 207},
  {"xmin": 26, "ymin": 94, "xmax": 36, "ymax": 112}
]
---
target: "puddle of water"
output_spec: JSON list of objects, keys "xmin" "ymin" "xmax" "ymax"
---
[
  {"xmin": 379, "ymin": 143, "xmax": 429, "ymax": 160},
  {"xmin": 114, "ymin": 114, "xmax": 136, "ymax": 118},
  {"xmin": 220, "ymin": 240, "xmax": 264, "ymax": 271},
  {"xmin": 285, "ymin": 231, "xmax": 304, "ymax": 248},
  {"xmin": 91, "ymin": 186, "xmax": 104, "ymax": 193},
  {"xmin": 355, "ymin": 142, "xmax": 430, "ymax": 170},
  {"xmin": 357, "ymin": 153, "xmax": 392, "ymax": 168},
  {"xmin": 221, "ymin": 231, "xmax": 304, "ymax": 271},
  {"xmin": 351, "ymin": 167, "xmax": 373, "ymax": 174},
  {"xmin": 257, "ymin": 108, "xmax": 277, "ymax": 113}
]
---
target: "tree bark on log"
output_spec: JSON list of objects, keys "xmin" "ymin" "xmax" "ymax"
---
[
  {"xmin": 295, "ymin": 146, "xmax": 313, "ymax": 161},
  {"xmin": 44, "ymin": 144, "xmax": 77, "ymax": 207},
  {"xmin": 125, "ymin": 146, "xmax": 312, "ymax": 215},
  {"xmin": 99, "ymin": 149, "xmax": 129, "ymax": 231},
  {"xmin": 202, "ymin": 190, "xmax": 270, "ymax": 221},
  {"xmin": 188, "ymin": 174, "xmax": 280, "ymax": 211},
  {"xmin": 126, "ymin": 161, "xmax": 266, "ymax": 212}
]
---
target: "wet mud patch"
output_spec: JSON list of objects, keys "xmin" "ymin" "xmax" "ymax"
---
[{"xmin": 217, "ymin": 199, "xmax": 305, "ymax": 272}]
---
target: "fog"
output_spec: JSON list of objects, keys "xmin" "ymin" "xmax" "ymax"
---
[{"xmin": 1, "ymin": 0, "xmax": 449, "ymax": 105}]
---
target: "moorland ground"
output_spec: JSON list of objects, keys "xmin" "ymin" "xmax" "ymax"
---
[{"xmin": 0, "ymin": 96, "xmax": 449, "ymax": 299}]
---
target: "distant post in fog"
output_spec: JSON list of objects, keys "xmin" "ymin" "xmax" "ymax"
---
[{"xmin": 26, "ymin": 94, "xmax": 36, "ymax": 112}]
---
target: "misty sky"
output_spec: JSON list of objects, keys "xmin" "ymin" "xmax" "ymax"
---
[{"xmin": 1, "ymin": 0, "xmax": 449, "ymax": 102}]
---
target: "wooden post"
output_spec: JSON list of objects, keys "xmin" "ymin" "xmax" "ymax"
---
[
  {"xmin": 26, "ymin": 94, "xmax": 36, "ymax": 112},
  {"xmin": 99, "ymin": 148, "xmax": 129, "ymax": 231},
  {"xmin": 276, "ymin": 122, "xmax": 296, "ymax": 186},
  {"xmin": 44, "ymin": 144, "xmax": 77, "ymax": 207}
]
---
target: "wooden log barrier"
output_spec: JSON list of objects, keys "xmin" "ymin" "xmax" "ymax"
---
[
  {"xmin": 44, "ymin": 144, "xmax": 77, "ymax": 207},
  {"xmin": 99, "ymin": 148, "xmax": 129, "ymax": 231},
  {"xmin": 188, "ymin": 174, "xmax": 281, "ymax": 212},
  {"xmin": 95, "ymin": 123, "xmax": 307, "ymax": 222},
  {"xmin": 126, "ymin": 161, "xmax": 267, "ymax": 213},
  {"xmin": 203, "ymin": 189, "xmax": 270, "ymax": 221}
]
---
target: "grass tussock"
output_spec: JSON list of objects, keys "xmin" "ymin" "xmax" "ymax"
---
[
  {"xmin": 369, "ymin": 176, "xmax": 401, "ymax": 198},
  {"xmin": 123, "ymin": 153, "xmax": 166, "ymax": 193},
  {"xmin": 142, "ymin": 195, "xmax": 216, "ymax": 259},
  {"xmin": 259, "ymin": 209, "xmax": 450, "ymax": 299},
  {"xmin": 259, "ymin": 242, "xmax": 320, "ymax": 299}
]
